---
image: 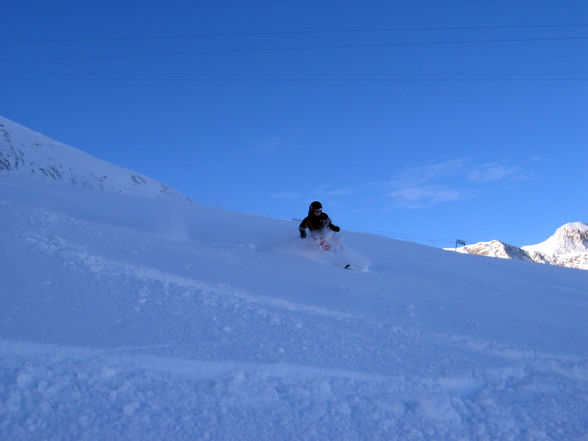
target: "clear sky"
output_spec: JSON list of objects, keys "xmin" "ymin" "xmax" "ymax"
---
[{"xmin": 2, "ymin": 0, "xmax": 587, "ymax": 248}]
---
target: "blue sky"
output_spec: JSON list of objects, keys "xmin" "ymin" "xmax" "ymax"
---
[{"xmin": 2, "ymin": 0, "xmax": 587, "ymax": 247}]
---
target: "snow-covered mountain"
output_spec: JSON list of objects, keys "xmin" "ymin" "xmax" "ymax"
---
[
  {"xmin": 2, "ymin": 117, "xmax": 588, "ymax": 440},
  {"xmin": 0, "ymin": 115, "xmax": 187, "ymax": 201},
  {"xmin": 450, "ymin": 222, "xmax": 588, "ymax": 270},
  {"xmin": 523, "ymin": 222, "xmax": 588, "ymax": 255}
]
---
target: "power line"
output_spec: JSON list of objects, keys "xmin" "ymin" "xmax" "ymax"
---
[
  {"xmin": 0, "ymin": 72, "xmax": 588, "ymax": 83},
  {"xmin": 354, "ymin": 227, "xmax": 470, "ymax": 246},
  {"xmin": 4, "ymin": 70, "xmax": 588, "ymax": 76},
  {"xmin": 3, "ymin": 68, "xmax": 588, "ymax": 81},
  {"xmin": 2, "ymin": 76, "xmax": 588, "ymax": 83},
  {"xmin": 2, "ymin": 35, "xmax": 588, "ymax": 63},
  {"xmin": 290, "ymin": 218, "xmax": 470, "ymax": 247},
  {"xmin": 3, "ymin": 23, "xmax": 588, "ymax": 44}
]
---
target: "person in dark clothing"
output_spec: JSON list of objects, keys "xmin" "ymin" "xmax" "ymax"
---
[{"xmin": 299, "ymin": 201, "xmax": 340, "ymax": 238}]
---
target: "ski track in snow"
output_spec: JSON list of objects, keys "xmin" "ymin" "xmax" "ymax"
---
[
  {"xmin": 22, "ymin": 226, "xmax": 368, "ymax": 326},
  {"xmin": 33, "ymin": 232, "xmax": 588, "ymax": 386}
]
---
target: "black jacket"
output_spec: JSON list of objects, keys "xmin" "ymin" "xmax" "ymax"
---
[{"xmin": 299, "ymin": 212, "xmax": 340, "ymax": 234}]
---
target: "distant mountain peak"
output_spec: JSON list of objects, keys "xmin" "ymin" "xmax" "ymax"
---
[
  {"xmin": 449, "ymin": 222, "xmax": 588, "ymax": 270},
  {"xmin": 0, "ymin": 115, "xmax": 189, "ymax": 202},
  {"xmin": 522, "ymin": 221, "xmax": 588, "ymax": 256}
]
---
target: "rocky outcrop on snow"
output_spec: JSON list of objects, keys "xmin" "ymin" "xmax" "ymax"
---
[
  {"xmin": 453, "ymin": 240, "xmax": 533, "ymax": 261},
  {"xmin": 0, "ymin": 115, "xmax": 189, "ymax": 201},
  {"xmin": 449, "ymin": 222, "xmax": 588, "ymax": 270}
]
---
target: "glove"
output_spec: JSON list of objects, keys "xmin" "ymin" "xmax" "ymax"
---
[
  {"xmin": 331, "ymin": 225, "xmax": 340, "ymax": 232},
  {"xmin": 300, "ymin": 230, "xmax": 307, "ymax": 238}
]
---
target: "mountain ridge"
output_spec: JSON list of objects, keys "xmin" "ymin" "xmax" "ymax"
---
[
  {"xmin": 449, "ymin": 222, "xmax": 588, "ymax": 270},
  {"xmin": 0, "ymin": 115, "xmax": 189, "ymax": 201}
]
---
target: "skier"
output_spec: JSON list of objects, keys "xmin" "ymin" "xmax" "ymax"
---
[{"xmin": 299, "ymin": 201, "xmax": 340, "ymax": 239}]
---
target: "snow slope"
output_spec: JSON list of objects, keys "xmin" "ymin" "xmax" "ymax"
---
[{"xmin": 1, "ymin": 118, "xmax": 588, "ymax": 440}]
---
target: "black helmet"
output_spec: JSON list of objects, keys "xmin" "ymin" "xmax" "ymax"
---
[{"xmin": 309, "ymin": 201, "xmax": 322, "ymax": 212}]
